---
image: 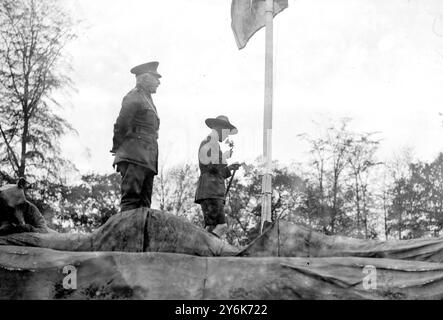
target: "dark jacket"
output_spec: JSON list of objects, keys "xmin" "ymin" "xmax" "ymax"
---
[
  {"xmin": 0, "ymin": 200, "xmax": 48, "ymax": 235},
  {"xmin": 19, "ymin": 201, "xmax": 48, "ymax": 232},
  {"xmin": 195, "ymin": 135, "xmax": 232, "ymax": 203},
  {"xmin": 112, "ymin": 87, "xmax": 160, "ymax": 174}
]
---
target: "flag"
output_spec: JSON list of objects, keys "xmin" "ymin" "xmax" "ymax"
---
[{"xmin": 231, "ymin": 0, "xmax": 288, "ymax": 50}]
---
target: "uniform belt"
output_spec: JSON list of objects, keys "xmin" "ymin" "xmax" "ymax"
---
[
  {"xmin": 130, "ymin": 127, "xmax": 158, "ymax": 140},
  {"xmin": 201, "ymin": 168, "xmax": 224, "ymax": 176},
  {"xmin": 131, "ymin": 127, "xmax": 157, "ymax": 135}
]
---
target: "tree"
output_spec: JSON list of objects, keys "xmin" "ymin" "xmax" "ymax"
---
[
  {"xmin": 224, "ymin": 160, "xmax": 307, "ymax": 246},
  {"xmin": 374, "ymin": 164, "xmax": 394, "ymax": 240},
  {"xmin": 384, "ymin": 148, "xmax": 415, "ymax": 239},
  {"xmin": 299, "ymin": 118, "xmax": 354, "ymax": 235},
  {"xmin": 0, "ymin": 0, "xmax": 77, "ymax": 182},
  {"xmin": 298, "ymin": 132, "xmax": 328, "ymax": 231},
  {"xmin": 388, "ymin": 153, "xmax": 443, "ymax": 239},
  {"xmin": 35, "ymin": 173, "xmax": 121, "ymax": 233},
  {"xmin": 346, "ymin": 132, "xmax": 382, "ymax": 238},
  {"xmin": 153, "ymin": 163, "xmax": 202, "ymax": 225},
  {"xmin": 422, "ymin": 153, "xmax": 443, "ymax": 235}
]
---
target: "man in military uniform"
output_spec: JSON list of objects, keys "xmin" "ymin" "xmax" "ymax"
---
[
  {"xmin": 111, "ymin": 62, "xmax": 161, "ymax": 212},
  {"xmin": 195, "ymin": 115, "xmax": 241, "ymax": 238}
]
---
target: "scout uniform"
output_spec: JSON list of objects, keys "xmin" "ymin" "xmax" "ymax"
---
[
  {"xmin": 195, "ymin": 115, "xmax": 238, "ymax": 236},
  {"xmin": 111, "ymin": 62, "xmax": 161, "ymax": 212}
]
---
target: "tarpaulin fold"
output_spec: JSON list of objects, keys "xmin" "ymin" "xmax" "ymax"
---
[
  {"xmin": 240, "ymin": 221, "xmax": 443, "ymax": 263},
  {"xmin": 2, "ymin": 247, "xmax": 443, "ymax": 299},
  {"xmin": 0, "ymin": 208, "xmax": 239, "ymax": 256}
]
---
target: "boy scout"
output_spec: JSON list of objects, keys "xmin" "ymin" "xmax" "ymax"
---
[
  {"xmin": 195, "ymin": 115, "xmax": 241, "ymax": 237},
  {"xmin": 111, "ymin": 62, "xmax": 161, "ymax": 212}
]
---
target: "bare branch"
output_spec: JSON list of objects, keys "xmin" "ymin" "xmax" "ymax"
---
[{"xmin": 0, "ymin": 123, "xmax": 20, "ymax": 173}]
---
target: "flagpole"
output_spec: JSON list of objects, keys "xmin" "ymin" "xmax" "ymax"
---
[{"xmin": 261, "ymin": 0, "xmax": 274, "ymax": 233}]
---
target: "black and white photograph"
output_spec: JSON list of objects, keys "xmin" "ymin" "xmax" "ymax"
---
[{"xmin": 1, "ymin": 0, "xmax": 443, "ymax": 307}]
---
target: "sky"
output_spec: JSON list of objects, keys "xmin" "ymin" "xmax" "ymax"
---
[{"xmin": 56, "ymin": 0, "xmax": 443, "ymax": 175}]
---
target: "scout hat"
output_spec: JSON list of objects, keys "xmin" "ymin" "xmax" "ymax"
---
[
  {"xmin": 130, "ymin": 61, "xmax": 162, "ymax": 78},
  {"xmin": 205, "ymin": 115, "xmax": 238, "ymax": 135}
]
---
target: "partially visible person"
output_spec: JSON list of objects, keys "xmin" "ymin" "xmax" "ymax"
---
[
  {"xmin": 111, "ymin": 61, "xmax": 161, "ymax": 212},
  {"xmin": 195, "ymin": 115, "xmax": 241, "ymax": 238},
  {"xmin": 0, "ymin": 178, "xmax": 49, "ymax": 235}
]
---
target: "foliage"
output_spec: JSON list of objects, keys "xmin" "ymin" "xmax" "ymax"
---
[
  {"xmin": 28, "ymin": 173, "xmax": 121, "ymax": 233},
  {"xmin": 387, "ymin": 153, "xmax": 443, "ymax": 239},
  {"xmin": 0, "ymin": 0, "xmax": 77, "ymax": 182},
  {"xmin": 154, "ymin": 163, "xmax": 202, "ymax": 226}
]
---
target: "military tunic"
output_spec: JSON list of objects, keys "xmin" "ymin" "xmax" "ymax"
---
[
  {"xmin": 112, "ymin": 87, "xmax": 160, "ymax": 173},
  {"xmin": 112, "ymin": 87, "xmax": 160, "ymax": 211}
]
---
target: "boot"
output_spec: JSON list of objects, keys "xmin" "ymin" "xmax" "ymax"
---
[{"xmin": 211, "ymin": 223, "xmax": 228, "ymax": 238}]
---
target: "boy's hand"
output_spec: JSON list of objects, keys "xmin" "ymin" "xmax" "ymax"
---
[{"xmin": 228, "ymin": 162, "xmax": 241, "ymax": 171}]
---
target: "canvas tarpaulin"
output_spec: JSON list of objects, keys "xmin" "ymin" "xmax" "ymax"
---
[
  {"xmin": 3, "ymin": 210, "xmax": 443, "ymax": 262},
  {"xmin": 240, "ymin": 220, "xmax": 443, "ymax": 262},
  {"xmin": 4, "ymin": 210, "xmax": 443, "ymax": 299},
  {"xmin": 0, "ymin": 208, "xmax": 239, "ymax": 256},
  {"xmin": 2, "ymin": 246, "xmax": 443, "ymax": 299}
]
